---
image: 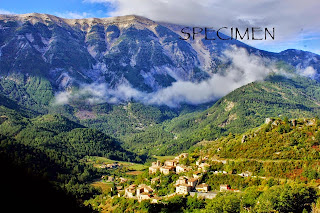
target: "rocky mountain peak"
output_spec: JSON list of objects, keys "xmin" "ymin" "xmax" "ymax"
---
[{"xmin": 0, "ymin": 13, "xmax": 319, "ymax": 95}]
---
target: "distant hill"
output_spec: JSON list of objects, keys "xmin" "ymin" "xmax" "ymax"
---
[
  {"xmin": 127, "ymin": 72, "xmax": 320, "ymax": 155},
  {"xmin": 0, "ymin": 106, "xmax": 139, "ymax": 161},
  {"xmin": 198, "ymin": 117, "xmax": 320, "ymax": 160}
]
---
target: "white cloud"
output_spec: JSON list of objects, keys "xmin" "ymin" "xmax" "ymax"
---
[
  {"xmin": 55, "ymin": 11, "xmax": 92, "ymax": 19},
  {"xmin": 144, "ymin": 46, "xmax": 276, "ymax": 107},
  {"xmin": 53, "ymin": 83, "xmax": 144, "ymax": 105},
  {"xmin": 298, "ymin": 66, "xmax": 317, "ymax": 78},
  {"xmin": 0, "ymin": 9, "xmax": 13, "ymax": 15},
  {"xmin": 54, "ymin": 47, "xmax": 279, "ymax": 107},
  {"xmin": 54, "ymin": 91, "xmax": 73, "ymax": 105}
]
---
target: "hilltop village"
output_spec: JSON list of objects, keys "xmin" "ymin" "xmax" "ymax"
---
[
  {"xmin": 83, "ymin": 118, "xmax": 320, "ymax": 212},
  {"xmin": 131, "ymin": 153, "xmax": 245, "ymax": 202},
  {"xmin": 93, "ymin": 152, "xmax": 250, "ymax": 204}
]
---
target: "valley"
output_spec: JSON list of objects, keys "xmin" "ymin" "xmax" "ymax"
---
[
  {"xmin": 1, "ymin": 13, "xmax": 320, "ymax": 212},
  {"xmin": 84, "ymin": 118, "xmax": 320, "ymax": 212}
]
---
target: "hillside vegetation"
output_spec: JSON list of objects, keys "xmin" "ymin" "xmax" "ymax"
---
[
  {"xmin": 200, "ymin": 117, "xmax": 320, "ymax": 160},
  {"xmin": 0, "ymin": 106, "xmax": 140, "ymax": 161},
  {"xmin": 123, "ymin": 72, "xmax": 320, "ymax": 155}
]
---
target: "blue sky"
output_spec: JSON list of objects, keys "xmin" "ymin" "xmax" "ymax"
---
[
  {"xmin": 0, "ymin": 0, "xmax": 111, "ymax": 18},
  {"xmin": 1, "ymin": 0, "xmax": 319, "ymax": 54}
]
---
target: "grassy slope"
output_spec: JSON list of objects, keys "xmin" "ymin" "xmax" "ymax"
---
[
  {"xmin": 84, "ymin": 156, "xmax": 148, "ymax": 171},
  {"xmin": 200, "ymin": 117, "xmax": 320, "ymax": 160},
  {"xmin": 151, "ymin": 74, "xmax": 320, "ymax": 155}
]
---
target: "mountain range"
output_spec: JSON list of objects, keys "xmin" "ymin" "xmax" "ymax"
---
[
  {"xmin": 2, "ymin": 12, "xmax": 320, "ymax": 212},
  {"xmin": 1, "ymin": 13, "xmax": 319, "ymax": 93},
  {"xmin": 1, "ymin": 13, "xmax": 320, "ymax": 156}
]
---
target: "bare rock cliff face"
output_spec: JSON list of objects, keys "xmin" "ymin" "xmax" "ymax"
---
[{"xmin": 0, "ymin": 13, "xmax": 319, "ymax": 93}]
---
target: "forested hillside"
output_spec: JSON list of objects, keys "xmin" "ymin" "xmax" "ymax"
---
[
  {"xmin": 200, "ymin": 117, "xmax": 320, "ymax": 160},
  {"xmin": 122, "ymin": 71, "xmax": 320, "ymax": 155},
  {"xmin": 0, "ymin": 103, "xmax": 142, "ymax": 212}
]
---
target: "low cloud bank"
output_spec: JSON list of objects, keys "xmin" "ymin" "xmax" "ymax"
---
[
  {"xmin": 298, "ymin": 66, "xmax": 317, "ymax": 78},
  {"xmin": 144, "ymin": 47, "xmax": 276, "ymax": 107},
  {"xmin": 54, "ymin": 47, "xmax": 304, "ymax": 107}
]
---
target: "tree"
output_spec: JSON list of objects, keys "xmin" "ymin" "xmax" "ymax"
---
[
  {"xmin": 205, "ymin": 192, "xmax": 241, "ymax": 213},
  {"xmin": 255, "ymin": 184, "xmax": 317, "ymax": 213},
  {"xmin": 242, "ymin": 186, "xmax": 261, "ymax": 209},
  {"xmin": 186, "ymin": 195, "xmax": 205, "ymax": 210}
]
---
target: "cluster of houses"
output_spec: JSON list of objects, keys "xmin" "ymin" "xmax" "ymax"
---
[
  {"xmin": 122, "ymin": 176, "xmax": 211, "ymax": 202},
  {"xmin": 101, "ymin": 175, "xmax": 128, "ymax": 183},
  {"xmin": 149, "ymin": 153, "xmax": 190, "ymax": 175},
  {"xmin": 149, "ymin": 153, "xmax": 211, "ymax": 175},
  {"xmin": 122, "ymin": 177, "xmax": 235, "ymax": 202},
  {"xmin": 98, "ymin": 162, "xmax": 120, "ymax": 169},
  {"xmin": 120, "ymin": 153, "xmax": 214, "ymax": 202},
  {"xmin": 124, "ymin": 184, "xmax": 159, "ymax": 203},
  {"xmin": 120, "ymin": 153, "xmax": 246, "ymax": 202},
  {"xmin": 134, "ymin": 154, "xmax": 213, "ymax": 199},
  {"xmin": 175, "ymin": 176, "xmax": 208, "ymax": 194},
  {"xmin": 149, "ymin": 159, "xmax": 196, "ymax": 175}
]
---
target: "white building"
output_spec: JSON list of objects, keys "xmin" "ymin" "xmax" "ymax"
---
[
  {"xmin": 176, "ymin": 184, "xmax": 192, "ymax": 194},
  {"xmin": 196, "ymin": 183, "xmax": 209, "ymax": 192},
  {"xmin": 124, "ymin": 184, "xmax": 137, "ymax": 198},
  {"xmin": 176, "ymin": 165, "xmax": 190, "ymax": 174}
]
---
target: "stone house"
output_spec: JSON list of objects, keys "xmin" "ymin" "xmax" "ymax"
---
[
  {"xmin": 178, "ymin": 153, "xmax": 189, "ymax": 159},
  {"xmin": 136, "ymin": 184, "xmax": 154, "ymax": 202},
  {"xmin": 160, "ymin": 166, "xmax": 174, "ymax": 175},
  {"xmin": 193, "ymin": 171, "xmax": 202, "ymax": 179},
  {"xmin": 164, "ymin": 160, "xmax": 177, "ymax": 167},
  {"xmin": 176, "ymin": 165, "xmax": 191, "ymax": 174},
  {"xmin": 176, "ymin": 184, "xmax": 192, "ymax": 194},
  {"xmin": 152, "ymin": 160, "xmax": 162, "ymax": 167},
  {"xmin": 196, "ymin": 183, "xmax": 209, "ymax": 192},
  {"xmin": 176, "ymin": 176, "xmax": 188, "ymax": 185},
  {"xmin": 106, "ymin": 162, "xmax": 119, "ymax": 169},
  {"xmin": 149, "ymin": 166, "xmax": 160, "ymax": 174},
  {"xmin": 149, "ymin": 160, "xmax": 162, "ymax": 174},
  {"xmin": 124, "ymin": 184, "xmax": 137, "ymax": 198},
  {"xmin": 220, "ymin": 184, "xmax": 231, "ymax": 192},
  {"xmin": 138, "ymin": 194, "xmax": 152, "ymax": 202},
  {"xmin": 188, "ymin": 178, "xmax": 198, "ymax": 188},
  {"xmin": 119, "ymin": 177, "xmax": 128, "ymax": 183},
  {"xmin": 99, "ymin": 164, "xmax": 107, "ymax": 169}
]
